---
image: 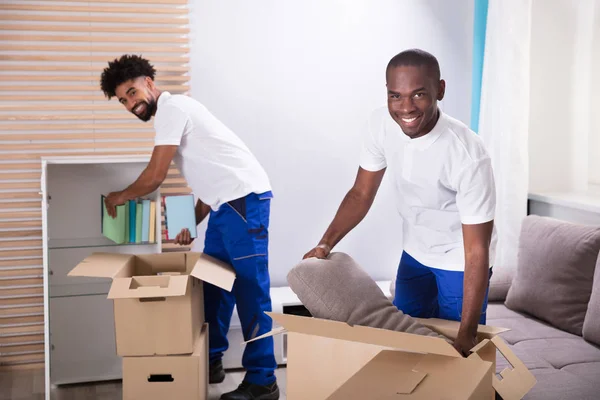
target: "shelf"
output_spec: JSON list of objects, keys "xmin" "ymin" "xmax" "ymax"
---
[
  {"xmin": 529, "ymin": 190, "xmax": 600, "ymax": 215},
  {"xmin": 48, "ymin": 237, "xmax": 159, "ymax": 250}
]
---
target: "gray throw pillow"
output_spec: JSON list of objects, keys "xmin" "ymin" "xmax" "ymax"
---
[
  {"xmin": 583, "ymin": 253, "xmax": 600, "ymax": 345},
  {"xmin": 505, "ymin": 215, "xmax": 600, "ymax": 336},
  {"xmin": 287, "ymin": 252, "xmax": 448, "ymax": 340}
]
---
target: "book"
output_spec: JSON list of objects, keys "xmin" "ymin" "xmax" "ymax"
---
[
  {"xmin": 101, "ymin": 195, "xmax": 126, "ymax": 244},
  {"xmin": 100, "ymin": 195, "xmax": 157, "ymax": 245},
  {"xmin": 128, "ymin": 199, "xmax": 136, "ymax": 243},
  {"xmin": 135, "ymin": 202, "xmax": 142, "ymax": 244},
  {"xmin": 163, "ymin": 194, "xmax": 198, "ymax": 241},
  {"xmin": 141, "ymin": 199, "xmax": 150, "ymax": 242},
  {"xmin": 149, "ymin": 200, "xmax": 156, "ymax": 243}
]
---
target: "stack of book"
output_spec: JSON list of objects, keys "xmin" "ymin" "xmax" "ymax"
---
[
  {"xmin": 101, "ymin": 195, "xmax": 157, "ymax": 244},
  {"xmin": 101, "ymin": 194, "xmax": 198, "ymax": 245}
]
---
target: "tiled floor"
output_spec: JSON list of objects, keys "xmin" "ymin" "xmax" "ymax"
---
[{"xmin": 0, "ymin": 367, "xmax": 288, "ymax": 400}]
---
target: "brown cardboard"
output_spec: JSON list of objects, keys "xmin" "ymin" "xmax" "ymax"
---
[
  {"xmin": 122, "ymin": 323, "xmax": 208, "ymax": 400},
  {"xmin": 68, "ymin": 251, "xmax": 235, "ymax": 356},
  {"xmin": 328, "ymin": 350, "xmax": 494, "ymax": 399},
  {"xmin": 250, "ymin": 312, "xmax": 536, "ymax": 400}
]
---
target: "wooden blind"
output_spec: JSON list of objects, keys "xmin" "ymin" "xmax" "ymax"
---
[{"xmin": 0, "ymin": 0, "xmax": 191, "ymax": 369}]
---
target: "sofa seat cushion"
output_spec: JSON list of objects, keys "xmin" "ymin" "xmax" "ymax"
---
[
  {"xmin": 486, "ymin": 303, "xmax": 527, "ymax": 320},
  {"xmin": 488, "ymin": 302, "xmax": 600, "ymax": 399},
  {"xmin": 561, "ymin": 362, "xmax": 600, "ymax": 385},
  {"xmin": 487, "ymin": 317, "xmax": 578, "ymax": 345},
  {"xmin": 524, "ymin": 368, "xmax": 600, "ymax": 400},
  {"xmin": 505, "ymin": 215, "xmax": 600, "ymax": 336},
  {"xmin": 512, "ymin": 338, "xmax": 600, "ymax": 369}
]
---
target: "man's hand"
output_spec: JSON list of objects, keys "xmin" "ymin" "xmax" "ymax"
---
[
  {"xmin": 104, "ymin": 191, "xmax": 127, "ymax": 218},
  {"xmin": 174, "ymin": 228, "xmax": 194, "ymax": 246},
  {"xmin": 453, "ymin": 331, "xmax": 478, "ymax": 357},
  {"xmin": 303, "ymin": 243, "xmax": 331, "ymax": 260}
]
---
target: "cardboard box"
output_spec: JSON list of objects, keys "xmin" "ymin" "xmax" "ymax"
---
[
  {"xmin": 123, "ymin": 323, "xmax": 208, "ymax": 400},
  {"xmin": 249, "ymin": 313, "xmax": 537, "ymax": 400},
  {"xmin": 68, "ymin": 252, "xmax": 235, "ymax": 356}
]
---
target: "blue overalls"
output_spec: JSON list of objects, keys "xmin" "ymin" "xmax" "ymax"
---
[
  {"xmin": 202, "ymin": 191, "xmax": 276, "ymax": 386},
  {"xmin": 393, "ymin": 251, "xmax": 493, "ymax": 324}
]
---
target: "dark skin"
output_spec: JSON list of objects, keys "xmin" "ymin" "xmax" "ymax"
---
[
  {"xmin": 103, "ymin": 76, "xmax": 210, "ymax": 242},
  {"xmin": 303, "ymin": 65, "xmax": 493, "ymax": 357}
]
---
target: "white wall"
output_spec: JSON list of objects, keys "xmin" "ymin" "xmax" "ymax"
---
[
  {"xmin": 529, "ymin": 0, "xmax": 600, "ymax": 193},
  {"xmin": 188, "ymin": 0, "xmax": 474, "ymax": 286}
]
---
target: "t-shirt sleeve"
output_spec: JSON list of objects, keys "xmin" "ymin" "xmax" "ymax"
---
[
  {"xmin": 359, "ymin": 117, "xmax": 387, "ymax": 171},
  {"xmin": 154, "ymin": 104, "xmax": 189, "ymax": 146},
  {"xmin": 455, "ymin": 157, "xmax": 496, "ymax": 225}
]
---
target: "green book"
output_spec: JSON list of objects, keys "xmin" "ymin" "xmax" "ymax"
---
[
  {"xmin": 135, "ymin": 202, "xmax": 143, "ymax": 243},
  {"xmin": 101, "ymin": 195, "xmax": 126, "ymax": 244},
  {"xmin": 124, "ymin": 201, "xmax": 130, "ymax": 243}
]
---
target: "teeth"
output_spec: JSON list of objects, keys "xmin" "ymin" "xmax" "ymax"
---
[
  {"xmin": 134, "ymin": 104, "xmax": 144, "ymax": 114},
  {"xmin": 402, "ymin": 117, "xmax": 417, "ymax": 123}
]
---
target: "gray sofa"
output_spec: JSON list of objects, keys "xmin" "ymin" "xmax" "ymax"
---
[{"xmin": 487, "ymin": 215, "xmax": 600, "ymax": 400}]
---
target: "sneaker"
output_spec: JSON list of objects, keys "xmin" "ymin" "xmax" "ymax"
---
[
  {"xmin": 220, "ymin": 380, "xmax": 279, "ymax": 400},
  {"xmin": 209, "ymin": 359, "xmax": 225, "ymax": 384}
]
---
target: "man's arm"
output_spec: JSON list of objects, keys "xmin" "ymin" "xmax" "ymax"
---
[
  {"xmin": 303, "ymin": 167, "xmax": 386, "ymax": 259},
  {"xmin": 104, "ymin": 145, "xmax": 178, "ymax": 217},
  {"xmin": 454, "ymin": 220, "xmax": 494, "ymax": 356}
]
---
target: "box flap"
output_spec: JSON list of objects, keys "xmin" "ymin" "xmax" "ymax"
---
[
  {"xmin": 326, "ymin": 350, "xmax": 427, "ymax": 399},
  {"xmin": 68, "ymin": 252, "xmax": 134, "ymax": 279},
  {"xmin": 136, "ymin": 253, "xmax": 187, "ymax": 275},
  {"xmin": 190, "ymin": 253, "xmax": 235, "ymax": 292},
  {"xmin": 415, "ymin": 317, "xmax": 510, "ymax": 340},
  {"xmin": 470, "ymin": 336, "xmax": 537, "ymax": 400},
  {"xmin": 107, "ymin": 275, "xmax": 189, "ymax": 299},
  {"xmin": 263, "ymin": 313, "xmax": 460, "ymax": 358}
]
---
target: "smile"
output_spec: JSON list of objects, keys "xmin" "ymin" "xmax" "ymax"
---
[
  {"xmin": 400, "ymin": 115, "xmax": 421, "ymax": 126},
  {"xmin": 133, "ymin": 103, "xmax": 146, "ymax": 115}
]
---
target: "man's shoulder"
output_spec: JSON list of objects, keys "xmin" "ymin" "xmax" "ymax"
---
[{"xmin": 441, "ymin": 112, "xmax": 489, "ymax": 162}]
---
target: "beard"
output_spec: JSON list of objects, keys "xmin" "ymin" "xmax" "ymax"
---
[{"xmin": 132, "ymin": 98, "xmax": 157, "ymax": 122}]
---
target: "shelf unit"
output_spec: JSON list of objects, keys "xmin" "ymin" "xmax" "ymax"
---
[{"xmin": 41, "ymin": 156, "xmax": 162, "ymax": 398}]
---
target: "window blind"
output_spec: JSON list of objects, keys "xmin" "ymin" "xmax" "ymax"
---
[{"xmin": 0, "ymin": 0, "xmax": 191, "ymax": 369}]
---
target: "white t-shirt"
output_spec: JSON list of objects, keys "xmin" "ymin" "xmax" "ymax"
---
[
  {"xmin": 153, "ymin": 91, "xmax": 272, "ymax": 210},
  {"xmin": 360, "ymin": 107, "xmax": 497, "ymax": 271}
]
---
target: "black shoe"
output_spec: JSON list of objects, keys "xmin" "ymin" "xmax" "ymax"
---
[
  {"xmin": 220, "ymin": 380, "xmax": 279, "ymax": 400},
  {"xmin": 209, "ymin": 360, "xmax": 225, "ymax": 384}
]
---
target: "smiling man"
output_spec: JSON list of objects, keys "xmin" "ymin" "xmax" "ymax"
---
[
  {"xmin": 100, "ymin": 55, "xmax": 279, "ymax": 400},
  {"xmin": 303, "ymin": 49, "xmax": 497, "ymax": 357}
]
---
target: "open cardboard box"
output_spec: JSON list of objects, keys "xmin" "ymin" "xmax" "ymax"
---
[
  {"xmin": 68, "ymin": 252, "xmax": 235, "ymax": 356},
  {"xmin": 249, "ymin": 313, "xmax": 537, "ymax": 400}
]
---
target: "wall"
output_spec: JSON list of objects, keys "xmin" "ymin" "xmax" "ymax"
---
[
  {"xmin": 529, "ymin": 0, "xmax": 600, "ymax": 193},
  {"xmin": 188, "ymin": 0, "xmax": 474, "ymax": 285}
]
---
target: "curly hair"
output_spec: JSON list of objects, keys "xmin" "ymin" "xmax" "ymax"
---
[{"xmin": 100, "ymin": 54, "xmax": 156, "ymax": 99}]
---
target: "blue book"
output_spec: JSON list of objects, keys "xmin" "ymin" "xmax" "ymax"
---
[
  {"xmin": 141, "ymin": 199, "xmax": 150, "ymax": 243},
  {"xmin": 164, "ymin": 194, "xmax": 197, "ymax": 241},
  {"xmin": 128, "ymin": 200, "xmax": 136, "ymax": 243}
]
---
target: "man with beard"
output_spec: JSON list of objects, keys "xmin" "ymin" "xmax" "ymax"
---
[
  {"xmin": 101, "ymin": 54, "xmax": 279, "ymax": 400},
  {"xmin": 303, "ymin": 49, "xmax": 497, "ymax": 358}
]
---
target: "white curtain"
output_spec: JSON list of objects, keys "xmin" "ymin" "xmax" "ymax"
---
[{"xmin": 478, "ymin": 0, "xmax": 533, "ymax": 300}]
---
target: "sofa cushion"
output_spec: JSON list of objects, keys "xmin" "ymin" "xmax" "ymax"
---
[
  {"xmin": 488, "ymin": 262, "xmax": 517, "ymax": 302},
  {"xmin": 505, "ymin": 215, "xmax": 600, "ymax": 335},
  {"xmin": 583, "ymin": 253, "xmax": 600, "ymax": 345},
  {"xmin": 524, "ymin": 368, "xmax": 600, "ymax": 400},
  {"xmin": 287, "ymin": 252, "xmax": 448, "ymax": 340}
]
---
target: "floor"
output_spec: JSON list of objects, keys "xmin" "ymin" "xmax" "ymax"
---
[{"xmin": 0, "ymin": 367, "xmax": 288, "ymax": 400}]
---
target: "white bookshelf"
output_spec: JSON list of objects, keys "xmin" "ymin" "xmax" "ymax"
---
[{"xmin": 41, "ymin": 156, "xmax": 162, "ymax": 398}]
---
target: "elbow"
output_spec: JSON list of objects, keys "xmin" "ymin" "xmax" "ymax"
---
[
  {"xmin": 465, "ymin": 246, "xmax": 489, "ymax": 268},
  {"xmin": 148, "ymin": 174, "xmax": 165, "ymax": 191}
]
